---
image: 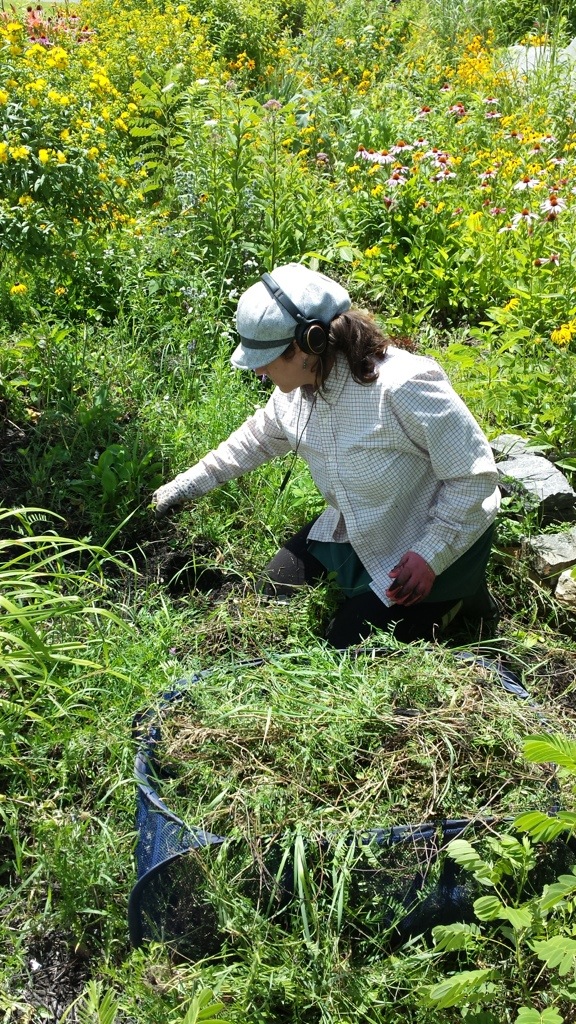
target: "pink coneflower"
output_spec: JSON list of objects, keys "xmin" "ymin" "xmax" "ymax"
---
[
  {"xmin": 534, "ymin": 253, "xmax": 560, "ymax": 266},
  {"xmin": 505, "ymin": 130, "xmax": 524, "ymax": 141},
  {"xmin": 529, "ymin": 143, "xmax": 544, "ymax": 156},
  {"xmin": 423, "ymin": 147, "xmax": 445, "ymax": 160},
  {"xmin": 432, "ymin": 168, "xmax": 456, "ymax": 181},
  {"xmin": 511, "ymin": 208, "xmax": 539, "ymax": 227},
  {"xmin": 541, "ymin": 193, "xmax": 567, "ymax": 213},
  {"xmin": 416, "ymin": 105, "xmax": 432, "ymax": 118},
  {"xmin": 386, "ymin": 170, "xmax": 408, "ymax": 186},
  {"xmin": 355, "ymin": 145, "xmax": 372, "ymax": 160},
  {"xmin": 540, "ymin": 133, "xmax": 557, "ymax": 145},
  {"xmin": 512, "ymin": 175, "xmax": 539, "ymax": 191},
  {"xmin": 485, "ymin": 110, "xmax": 503, "ymax": 119},
  {"xmin": 484, "ymin": 96, "xmax": 499, "ymax": 104},
  {"xmin": 498, "ymin": 223, "xmax": 515, "ymax": 233},
  {"xmin": 448, "ymin": 103, "xmax": 466, "ymax": 116},
  {"xmin": 373, "ymin": 149, "xmax": 394, "ymax": 164},
  {"xmin": 440, "ymin": 82, "xmax": 452, "ymax": 92},
  {"xmin": 480, "ymin": 168, "xmax": 498, "ymax": 181},
  {"xmin": 489, "ymin": 206, "xmax": 507, "ymax": 215},
  {"xmin": 390, "ymin": 140, "xmax": 413, "ymax": 154},
  {"xmin": 263, "ymin": 98, "xmax": 282, "ymax": 110},
  {"xmin": 412, "ymin": 136, "xmax": 429, "ymax": 147},
  {"xmin": 549, "ymin": 157, "xmax": 566, "ymax": 167}
]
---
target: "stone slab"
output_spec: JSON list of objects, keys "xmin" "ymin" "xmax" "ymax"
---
[
  {"xmin": 496, "ymin": 453, "xmax": 576, "ymax": 516},
  {"xmin": 523, "ymin": 525, "xmax": 576, "ymax": 577},
  {"xmin": 555, "ymin": 568, "xmax": 576, "ymax": 613}
]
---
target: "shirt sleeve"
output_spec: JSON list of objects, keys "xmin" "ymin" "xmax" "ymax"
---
[
  {"xmin": 388, "ymin": 370, "xmax": 500, "ymax": 575},
  {"xmin": 162, "ymin": 391, "xmax": 294, "ymax": 501}
]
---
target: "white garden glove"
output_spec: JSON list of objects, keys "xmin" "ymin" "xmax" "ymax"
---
[{"xmin": 152, "ymin": 472, "xmax": 198, "ymax": 517}]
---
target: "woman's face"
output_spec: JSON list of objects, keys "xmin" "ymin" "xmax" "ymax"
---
[{"xmin": 253, "ymin": 345, "xmax": 318, "ymax": 393}]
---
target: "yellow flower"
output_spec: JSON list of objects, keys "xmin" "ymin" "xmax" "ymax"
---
[
  {"xmin": 465, "ymin": 211, "xmax": 483, "ymax": 232},
  {"xmin": 54, "ymin": 286, "xmax": 67, "ymax": 296},
  {"xmin": 551, "ymin": 322, "xmax": 576, "ymax": 346},
  {"xmin": 0, "ymin": 90, "xmax": 8, "ymax": 104},
  {"xmin": 38, "ymin": 148, "xmax": 50, "ymax": 164},
  {"xmin": 55, "ymin": 151, "xmax": 67, "ymax": 164},
  {"xmin": 503, "ymin": 298, "xmax": 520, "ymax": 312},
  {"xmin": 364, "ymin": 245, "xmax": 382, "ymax": 258},
  {"xmin": 25, "ymin": 44, "xmax": 46, "ymax": 60},
  {"xmin": 0, "ymin": 142, "xmax": 7, "ymax": 163},
  {"xmin": 87, "ymin": 147, "xmax": 100, "ymax": 159},
  {"xmin": 46, "ymin": 46, "xmax": 68, "ymax": 69},
  {"xmin": 9, "ymin": 145, "xmax": 30, "ymax": 160},
  {"xmin": 10, "ymin": 283, "xmax": 28, "ymax": 295}
]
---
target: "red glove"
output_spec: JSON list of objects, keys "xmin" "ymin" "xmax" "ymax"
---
[{"xmin": 386, "ymin": 551, "xmax": 436, "ymax": 606}]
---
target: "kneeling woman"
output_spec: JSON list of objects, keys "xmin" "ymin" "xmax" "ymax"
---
[{"xmin": 153, "ymin": 263, "xmax": 500, "ymax": 648}]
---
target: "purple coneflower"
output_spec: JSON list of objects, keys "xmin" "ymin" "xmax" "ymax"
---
[
  {"xmin": 512, "ymin": 175, "xmax": 539, "ymax": 191},
  {"xmin": 541, "ymin": 193, "xmax": 566, "ymax": 213},
  {"xmin": 511, "ymin": 208, "xmax": 539, "ymax": 227}
]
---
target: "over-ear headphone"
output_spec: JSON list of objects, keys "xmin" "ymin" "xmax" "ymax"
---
[{"xmin": 261, "ymin": 272, "xmax": 329, "ymax": 356}]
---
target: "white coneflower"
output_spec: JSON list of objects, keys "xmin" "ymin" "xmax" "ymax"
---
[
  {"xmin": 386, "ymin": 169, "xmax": 408, "ymax": 186},
  {"xmin": 541, "ymin": 193, "xmax": 567, "ymax": 214},
  {"xmin": 432, "ymin": 168, "xmax": 456, "ymax": 181},
  {"xmin": 511, "ymin": 208, "xmax": 539, "ymax": 227},
  {"xmin": 374, "ymin": 149, "xmax": 395, "ymax": 164},
  {"xmin": 512, "ymin": 175, "xmax": 540, "ymax": 191},
  {"xmin": 390, "ymin": 140, "xmax": 413, "ymax": 155}
]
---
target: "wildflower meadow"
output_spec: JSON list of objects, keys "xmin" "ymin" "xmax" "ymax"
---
[{"xmin": 1, "ymin": 0, "xmax": 576, "ymax": 1020}]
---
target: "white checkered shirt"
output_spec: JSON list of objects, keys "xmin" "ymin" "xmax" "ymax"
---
[{"xmin": 166, "ymin": 347, "xmax": 500, "ymax": 606}]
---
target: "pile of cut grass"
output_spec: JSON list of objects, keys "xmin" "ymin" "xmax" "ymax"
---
[{"xmin": 157, "ymin": 647, "xmax": 567, "ymax": 839}]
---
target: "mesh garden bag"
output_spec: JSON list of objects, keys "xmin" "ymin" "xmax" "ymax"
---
[{"xmin": 128, "ymin": 653, "xmax": 567, "ymax": 958}]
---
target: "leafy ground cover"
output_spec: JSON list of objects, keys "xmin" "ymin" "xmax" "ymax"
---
[{"xmin": 1, "ymin": 0, "xmax": 576, "ymax": 1019}]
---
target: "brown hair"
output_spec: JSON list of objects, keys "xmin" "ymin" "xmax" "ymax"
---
[{"xmin": 281, "ymin": 309, "xmax": 389, "ymax": 389}]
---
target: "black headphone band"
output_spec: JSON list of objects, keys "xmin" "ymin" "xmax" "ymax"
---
[
  {"xmin": 261, "ymin": 272, "xmax": 306, "ymax": 326},
  {"xmin": 260, "ymin": 272, "xmax": 329, "ymax": 355}
]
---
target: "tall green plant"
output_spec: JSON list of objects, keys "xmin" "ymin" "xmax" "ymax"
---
[{"xmin": 418, "ymin": 734, "xmax": 576, "ymax": 1021}]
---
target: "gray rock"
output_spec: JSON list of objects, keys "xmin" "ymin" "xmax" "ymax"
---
[
  {"xmin": 523, "ymin": 525, "xmax": 576, "ymax": 578},
  {"xmin": 555, "ymin": 568, "xmax": 576, "ymax": 613},
  {"xmin": 491, "ymin": 433, "xmax": 530, "ymax": 459},
  {"xmin": 496, "ymin": 454, "xmax": 576, "ymax": 518}
]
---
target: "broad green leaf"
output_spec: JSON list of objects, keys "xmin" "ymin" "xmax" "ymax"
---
[
  {"xmin": 515, "ymin": 1008, "xmax": 563, "ymax": 1024},
  {"xmin": 532, "ymin": 935, "xmax": 576, "ymax": 976},
  {"xmin": 523, "ymin": 735, "xmax": 576, "ymax": 772},
  {"xmin": 181, "ymin": 987, "xmax": 228, "ymax": 1023},
  {"xmin": 514, "ymin": 811, "xmax": 569, "ymax": 842},
  {"xmin": 500, "ymin": 905, "xmax": 533, "ymax": 930},
  {"xmin": 541, "ymin": 871, "xmax": 576, "ymax": 911},
  {"xmin": 474, "ymin": 895, "xmax": 503, "ymax": 920},
  {"xmin": 421, "ymin": 969, "xmax": 496, "ymax": 1009},
  {"xmin": 432, "ymin": 922, "xmax": 481, "ymax": 951},
  {"xmin": 447, "ymin": 839, "xmax": 494, "ymax": 883}
]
